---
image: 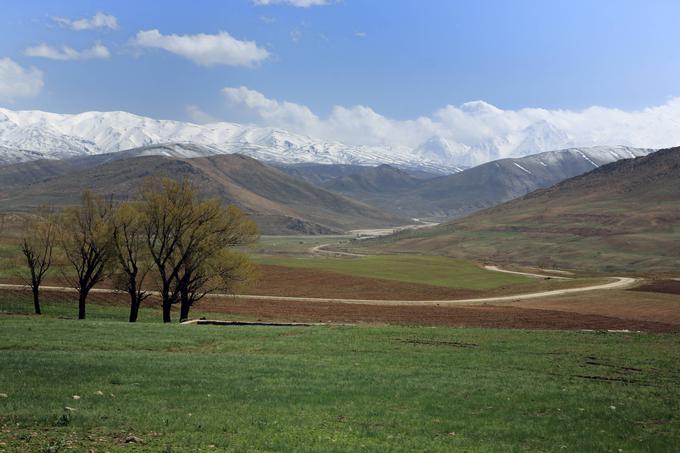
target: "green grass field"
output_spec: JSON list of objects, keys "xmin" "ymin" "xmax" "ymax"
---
[
  {"xmin": 1, "ymin": 309, "xmax": 679, "ymax": 452},
  {"xmin": 257, "ymin": 255, "xmax": 532, "ymax": 290},
  {"xmin": 254, "ymin": 235, "xmax": 351, "ymax": 255}
]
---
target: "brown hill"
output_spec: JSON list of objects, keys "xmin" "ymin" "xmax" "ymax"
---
[
  {"xmin": 0, "ymin": 151, "xmax": 407, "ymax": 235},
  {"xmin": 370, "ymin": 147, "xmax": 680, "ymax": 273}
]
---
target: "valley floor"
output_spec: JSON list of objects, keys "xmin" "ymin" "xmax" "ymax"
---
[
  {"xmin": 1, "ymin": 312, "xmax": 680, "ymax": 452},
  {"xmin": 2, "ymin": 234, "xmax": 680, "ymax": 450}
]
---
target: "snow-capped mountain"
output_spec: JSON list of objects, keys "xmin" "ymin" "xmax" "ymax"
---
[
  {"xmin": 0, "ymin": 107, "xmax": 457, "ymax": 172},
  {"xmin": 413, "ymin": 136, "xmax": 469, "ymax": 170},
  {"xmin": 0, "ymin": 107, "xmax": 657, "ymax": 173},
  {"xmin": 512, "ymin": 120, "xmax": 573, "ymax": 157}
]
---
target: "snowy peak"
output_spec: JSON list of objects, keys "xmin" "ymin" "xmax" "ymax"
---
[
  {"xmin": 513, "ymin": 120, "xmax": 572, "ymax": 156},
  {"xmin": 414, "ymin": 136, "xmax": 468, "ymax": 170},
  {"xmin": 0, "ymin": 107, "xmax": 461, "ymax": 173},
  {"xmin": 459, "ymin": 100, "xmax": 503, "ymax": 115},
  {"xmin": 0, "ymin": 107, "xmax": 659, "ymax": 173}
]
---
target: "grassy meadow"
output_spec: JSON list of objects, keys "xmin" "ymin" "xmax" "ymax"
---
[
  {"xmin": 1, "ymin": 303, "xmax": 680, "ymax": 451},
  {"xmin": 256, "ymin": 255, "xmax": 532, "ymax": 290}
]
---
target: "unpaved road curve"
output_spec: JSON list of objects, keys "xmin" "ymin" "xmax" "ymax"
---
[
  {"xmin": 309, "ymin": 244, "xmax": 366, "ymax": 257},
  {"xmin": 484, "ymin": 265, "xmax": 571, "ymax": 280},
  {"xmin": 0, "ymin": 276, "xmax": 637, "ymax": 307}
]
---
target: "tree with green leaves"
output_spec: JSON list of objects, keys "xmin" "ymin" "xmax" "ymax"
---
[
  {"xmin": 175, "ymin": 204, "xmax": 259, "ymax": 322},
  {"xmin": 140, "ymin": 178, "xmax": 258, "ymax": 323}
]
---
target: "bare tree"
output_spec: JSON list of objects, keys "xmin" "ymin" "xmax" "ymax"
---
[
  {"xmin": 20, "ymin": 210, "xmax": 57, "ymax": 315},
  {"xmin": 111, "ymin": 201, "xmax": 152, "ymax": 322},
  {"xmin": 60, "ymin": 192, "xmax": 114, "ymax": 320}
]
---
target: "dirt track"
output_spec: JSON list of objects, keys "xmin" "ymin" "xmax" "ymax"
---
[{"xmin": 0, "ymin": 275, "xmax": 635, "ymax": 306}]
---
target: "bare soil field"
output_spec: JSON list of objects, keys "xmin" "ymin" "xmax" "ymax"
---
[
  {"xmin": 631, "ymin": 279, "xmax": 680, "ymax": 295},
  {"xmin": 508, "ymin": 289, "xmax": 680, "ymax": 325},
  {"xmin": 195, "ymin": 296, "xmax": 680, "ymax": 332},
  {"xmin": 3, "ymin": 285, "xmax": 680, "ymax": 332},
  {"xmin": 243, "ymin": 264, "xmax": 604, "ymax": 300},
  {"xmin": 246, "ymin": 264, "xmax": 483, "ymax": 299}
]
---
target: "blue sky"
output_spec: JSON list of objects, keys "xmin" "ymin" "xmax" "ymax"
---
[{"xmin": 1, "ymin": 0, "xmax": 680, "ymax": 126}]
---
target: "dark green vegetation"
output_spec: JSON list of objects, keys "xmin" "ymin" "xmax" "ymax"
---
[
  {"xmin": 0, "ymin": 146, "xmax": 406, "ymax": 235},
  {"xmin": 367, "ymin": 147, "xmax": 680, "ymax": 273},
  {"xmin": 1, "ymin": 310, "xmax": 679, "ymax": 451}
]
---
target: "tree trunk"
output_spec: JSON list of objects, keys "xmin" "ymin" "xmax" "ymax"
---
[
  {"xmin": 32, "ymin": 286, "xmax": 41, "ymax": 315},
  {"xmin": 179, "ymin": 289, "xmax": 191, "ymax": 323},
  {"xmin": 162, "ymin": 299, "xmax": 172, "ymax": 323},
  {"xmin": 128, "ymin": 291, "xmax": 140, "ymax": 323},
  {"xmin": 161, "ymin": 282, "xmax": 172, "ymax": 323},
  {"xmin": 78, "ymin": 290, "xmax": 87, "ymax": 320}
]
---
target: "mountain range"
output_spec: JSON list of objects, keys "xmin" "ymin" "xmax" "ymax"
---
[
  {"xmin": 0, "ymin": 145, "xmax": 406, "ymax": 235},
  {"xmin": 369, "ymin": 147, "xmax": 680, "ymax": 272},
  {"xmin": 317, "ymin": 146, "xmax": 652, "ymax": 219},
  {"xmin": 0, "ymin": 106, "xmax": 650, "ymax": 173},
  {"xmin": 0, "ymin": 107, "xmax": 463, "ymax": 173},
  {"xmin": 0, "ymin": 142, "xmax": 656, "ymax": 234}
]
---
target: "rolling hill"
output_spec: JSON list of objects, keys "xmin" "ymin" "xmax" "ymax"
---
[
  {"xmin": 368, "ymin": 147, "xmax": 680, "ymax": 273},
  {"xmin": 319, "ymin": 146, "xmax": 652, "ymax": 219},
  {"xmin": 0, "ymin": 146, "xmax": 407, "ymax": 235}
]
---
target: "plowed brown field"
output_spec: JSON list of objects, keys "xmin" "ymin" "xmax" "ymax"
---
[{"xmin": 195, "ymin": 296, "xmax": 680, "ymax": 332}]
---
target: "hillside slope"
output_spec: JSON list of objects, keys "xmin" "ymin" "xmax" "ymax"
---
[
  {"xmin": 321, "ymin": 146, "xmax": 651, "ymax": 219},
  {"xmin": 323, "ymin": 164, "xmax": 422, "ymax": 194},
  {"xmin": 369, "ymin": 147, "xmax": 680, "ymax": 272},
  {"xmin": 0, "ymin": 149, "xmax": 407, "ymax": 234}
]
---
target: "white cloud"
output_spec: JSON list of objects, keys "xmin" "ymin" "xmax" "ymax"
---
[
  {"xmin": 186, "ymin": 105, "xmax": 218, "ymax": 124},
  {"xmin": 131, "ymin": 30, "xmax": 269, "ymax": 67},
  {"xmin": 354, "ymin": 31, "xmax": 367, "ymax": 38},
  {"xmin": 53, "ymin": 12, "xmax": 118, "ymax": 31},
  {"xmin": 222, "ymin": 86, "xmax": 320, "ymax": 131},
  {"xmin": 24, "ymin": 43, "xmax": 110, "ymax": 61},
  {"xmin": 0, "ymin": 58, "xmax": 44, "ymax": 101},
  {"xmin": 221, "ymin": 85, "xmax": 680, "ymax": 164},
  {"xmin": 260, "ymin": 16, "xmax": 276, "ymax": 24},
  {"xmin": 253, "ymin": 0, "xmax": 329, "ymax": 7}
]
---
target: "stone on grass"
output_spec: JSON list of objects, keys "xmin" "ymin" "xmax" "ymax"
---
[{"xmin": 124, "ymin": 435, "xmax": 144, "ymax": 444}]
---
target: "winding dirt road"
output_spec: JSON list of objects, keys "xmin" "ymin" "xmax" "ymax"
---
[
  {"xmin": 483, "ymin": 265, "xmax": 571, "ymax": 280},
  {"xmin": 0, "ymin": 274, "xmax": 637, "ymax": 307},
  {"xmin": 309, "ymin": 244, "xmax": 366, "ymax": 257}
]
